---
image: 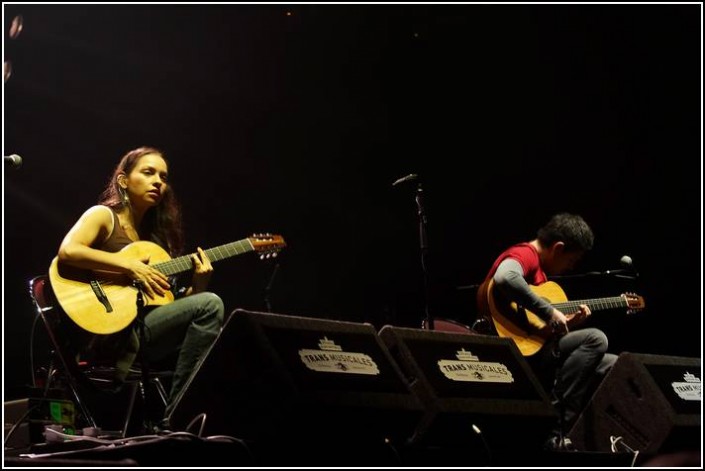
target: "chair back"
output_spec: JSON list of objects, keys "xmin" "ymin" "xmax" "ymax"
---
[
  {"xmin": 28, "ymin": 275, "xmax": 135, "ymax": 386},
  {"xmin": 29, "ymin": 275, "xmax": 87, "ymax": 377},
  {"xmin": 29, "ymin": 275, "xmax": 53, "ymax": 312},
  {"xmin": 421, "ymin": 317, "xmax": 476, "ymax": 334},
  {"xmin": 28, "ymin": 274, "xmax": 100, "ymax": 429}
]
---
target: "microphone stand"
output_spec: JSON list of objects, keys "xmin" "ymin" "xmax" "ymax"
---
[
  {"xmin": 415, "ymin": 182, "xmax": 433, "ymax": 330},
  {"xmin": 263, "ymin": 261, "xmax": 280, "ymax": 313},
  {"xmin": 549, "ymin": 270, "xmax": 638, "ymax": 281}
]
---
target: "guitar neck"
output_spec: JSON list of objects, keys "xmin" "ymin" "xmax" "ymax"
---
[
  {"xmin": 153, "ymin": 238, "xmax": 254, "ymax": 276},
  {"xmin": 552, "ymin": 296, "xmax": 627, "ymax": 313}
]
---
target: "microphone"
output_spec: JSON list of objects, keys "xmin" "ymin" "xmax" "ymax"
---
[
  {"xmin": 619, "ymin": 254, "xmax": 639, "ymax": 277},
  {"xmin": 4, "ymin": 154, "xmax": 23, "ymax": 169},
  {"xmin": 551, "ymin": 255, "xmax": 638, "ymax": 280},
  {"xmin": 392, "ymin": 173, "xmax": 417, "ymax": 187},
  {"xmin": 601, "ymin": 255, "xmax": 638, "ymax": 277}
]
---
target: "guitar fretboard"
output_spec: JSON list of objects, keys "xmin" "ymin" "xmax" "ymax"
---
[
  {"xmin": 153, "ymin": 238, "xmax": 254, "ymax": 276},
  {"xmin": 552, "ymin": 297, "xmax": 627, "ymax": 313}
]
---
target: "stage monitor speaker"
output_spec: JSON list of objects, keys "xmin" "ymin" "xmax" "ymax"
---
[
  {"xmin": 378, "ymin": 326, "xmax": 557, "ymax": 453},
  {"xmin": 568, "ymin": 352, "xmax": 701, "ymax": 454},
  {"xmin": 167, "ymin": 309, "xmax": 425, "ymax": 446}
]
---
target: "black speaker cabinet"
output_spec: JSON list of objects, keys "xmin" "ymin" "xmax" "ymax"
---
[
  {"xmin": 568, "ymin": 352, "xmax": 701, "ymax": 453},
  {"xmin": 378, "ymin": 326, "xmax": 557, "ymax": 452},
  {"xmin": 167, "ymin": 309, "xmax": 425, "ymax": 446}
]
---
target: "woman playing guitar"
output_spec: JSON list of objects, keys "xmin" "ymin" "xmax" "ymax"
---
[{"xmin": 51, "ymin": 146, "xmax": 225, "ymax": 428}]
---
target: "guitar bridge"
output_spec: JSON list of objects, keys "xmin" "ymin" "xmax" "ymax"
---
[{"xmin": 90, "ymin": 280, "xmax": 113, "ymax": 313}]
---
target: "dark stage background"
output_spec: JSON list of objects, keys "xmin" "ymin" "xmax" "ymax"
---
[{"xmin": 3, "ymin": 4, "xmax": 702, "ymax": 400}]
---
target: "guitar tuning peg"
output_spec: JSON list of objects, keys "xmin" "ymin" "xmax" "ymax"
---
[
  {"xmin": 259, "ymin": 254, "xmax": 265, "ymax": 260},
  {"xmin": 271, "ymin": 252, "xmax": 278, "ymax": 258}
]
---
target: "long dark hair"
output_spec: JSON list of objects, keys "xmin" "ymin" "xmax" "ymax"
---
[{"xmin": 98, "ymin": 146, "xmax": 184, "ymax": 256}]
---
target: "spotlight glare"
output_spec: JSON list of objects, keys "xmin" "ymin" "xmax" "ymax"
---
[
  {"xmin": 4, "ymin": 61, "xmax": 12, "ymax": 83},
  {"xmin": 9, "ymin": 15, "xmax": 24, "ymax": 39}
]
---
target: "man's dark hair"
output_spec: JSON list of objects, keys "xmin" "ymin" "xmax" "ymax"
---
[{"xmin": 537, "ymin": 213, "xmax": 594, "ymax": 252}]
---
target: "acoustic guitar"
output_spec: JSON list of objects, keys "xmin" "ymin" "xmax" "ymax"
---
[
  {"xmin": 477, "ymin": 279, "xmax": 645, "ymax": 356},
  {"xmin": 49, "ymin": 234, "xmax": 286, "ymax": 335}
]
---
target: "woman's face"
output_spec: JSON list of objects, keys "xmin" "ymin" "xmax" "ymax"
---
[{"xmin": 122, "ymin": 153, "xmax": 169, "ymax": 209}]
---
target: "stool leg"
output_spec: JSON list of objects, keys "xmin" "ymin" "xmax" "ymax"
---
[
  {"xmin": 120, "ymin": 382, "xmax": 140, "ymax": 438},
  {"xmin": 153, "ymin": 378, "xmax": 169, "ymax": 407}
]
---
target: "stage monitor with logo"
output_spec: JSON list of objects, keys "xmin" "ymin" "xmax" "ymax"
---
[
  {"xmin": 378, "ymin": 325, "xmax": 557, "ymax": 452},
  {"xmin": 167, "ymin": 310, "xmax": 425, "ymax": 446},
  {"xmin": 568, "ymin": 352, "xmax": 701, "ymax": 454}
]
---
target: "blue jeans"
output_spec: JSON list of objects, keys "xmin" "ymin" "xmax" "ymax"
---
[
  {"xmin": 141, "ymin": 292, "xmax": 225, "ymax": 414},
  {"xmin": 532, "ymin": 328, "xmax": 618, "ymax": 433}
]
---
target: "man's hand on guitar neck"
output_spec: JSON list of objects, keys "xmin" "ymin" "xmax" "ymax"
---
[
  {"xmin": 570, "ymin": 304, "xmax": 591, "ymax": 327},
  {"xmin": 549, "ymin": 304, "xmax": 591, "ymax": 335}
]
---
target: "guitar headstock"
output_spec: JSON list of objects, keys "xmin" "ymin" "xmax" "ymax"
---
[
  {"xmin": 250, "ymin": 233, "xmax": 287, "ymax": 259},
  {"xmin": 622, "ymin": 292, "xmax": 646, "ymax": 314}
]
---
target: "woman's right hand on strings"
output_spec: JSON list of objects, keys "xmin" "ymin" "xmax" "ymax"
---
[{"xmin": 126, "ymin": 257, "xmax": 170, "ymax": 298}]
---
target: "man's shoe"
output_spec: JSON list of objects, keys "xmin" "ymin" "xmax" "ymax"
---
[
  {"xmin": 150, "ymin": 418, "xmax": 173, "ymax": 435},
  {"xmin": 543, "ymin": 434, "xmax": 577, "ymax": 452}
]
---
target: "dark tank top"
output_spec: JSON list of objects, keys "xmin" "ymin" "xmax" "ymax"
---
[{"xmin": 97, "ymin": 207, "xmax": 135, "ymax": 252}]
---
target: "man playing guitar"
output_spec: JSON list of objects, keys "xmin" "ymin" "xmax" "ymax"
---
[{"xmin": 477, "ymin": 213, "xmax": 619, "ymax": 451}]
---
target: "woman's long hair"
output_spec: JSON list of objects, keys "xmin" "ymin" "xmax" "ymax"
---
[{"xmin": 98, "ymin": 146, "xmax": 184, "ymax": 256}]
